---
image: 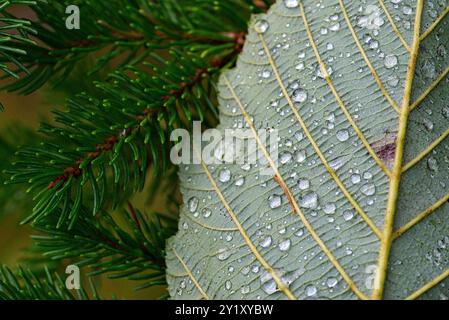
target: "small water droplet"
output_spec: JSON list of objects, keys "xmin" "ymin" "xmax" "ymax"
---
[
  {"xmin": 326, "ymin": 277, "xmax": 338, "ymax": 288},
  {"xmin": 343, "ymin": 210, "xmax": 354, "ymax": 221},
  {"xmin": 305, "ymin": 284, "xmax": 317, "ymax": 297},
  {"xmin": 351, "ymin": 174, "xmax": 361, "ymax": 184},
  {"xmin": 260, "ymin": 236, "xmax": 273, "ymax": 248},
  {"xmin": 202, "ymin": 208, "xmax": 212, "ymax": 218},
  {"xmin": 336, "ymin": 130, "xmax": 350, "ymax": 142},
  {"xmin": 284, "ymin": 0, "xmax": 299, "ymax": 8},
  {"xmin": 188, "ymin": 197, "xmax": 199, "ymax": 213},
  {"xmin": 218, "ymin": 168, "xmax": 231, "ymax": 183},
  {"xmin": 293, "ymin": 89, "xmax": 308, "ymax": 103},
  {"xmin": 442, "ymin": 106, "xmax": 449, "ymax": 119},
  {"xmin": 300, "ymin": 192, "xmax": 318, "ymax": 209},
  {"xmin": 235, "ymin": 177, "xmax": 245, "ymax": 187},
  {"xmin": 298, "ymin": 178, "xmax": 310, "ymax": 190},
  {"xmin": 280, "ymin": 152, "xmax": 293, "ymax": 164},
  {"xmin": 225, "ymin": 280, "xmax": 232, "ymax": 290},
  {"xmin": 296, "ymin": 150, "xmax": 307, "ymax": 163},
  {"xmin": 361, "ymin": 183, "xmax": 376, "ymax": 196},
  {"xmin": 323, "ymin": 203, "xmax": 336, "ymax": 214},
  {"xmin": 423, "ymin": 119, "xmax": 434, "ymax": 132},
  {"xmin": 268, "ymin": 195, "xmax": 282, "ymax": 209},
  {"xmin": 217, "ymin": 248, "xmax": 232, "ymax": 261},
  {"xmin": 384, "ymin": 55, "xmax": 398, "ymax": 69},
  {"xmin": 427, "ymin": 157, "xmax": 438, "ymax": 172},
  {"xmin": 241, "ymin": 286, "xmax": 250, "ymax": 294}
]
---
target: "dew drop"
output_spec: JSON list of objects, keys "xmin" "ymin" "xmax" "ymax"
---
[
  {"xmin": 293, "ymin": 89, "xmax": 308, "ymax": 103},
  {"xmin": 305, "ymin": 284, "xmax": 317, "ymax": 297},
  {"xmin": 188, "ymin": 197, "xmax": 199, "ymax": 213},
  {"xmin": 329, "ymin": 155, "xmax": 349, "ymax": 170},
  {"xmin": 323, "ymin": 203, "xmax": 336, "ymax": 214},
  {"xmin": 442, "ymin": 106, "xmax": 449, "ymax": 119},
  {"xmin": 279, "ymin": 239, "xmax": 291, "ymax": 252},
  {"xmin": 218, "ymin": 169, "xmax": 231, "ymax": 183},
  {"xmin": 261, "ymin": 273, "xmax": 277, "ymax": 295},
  {"xmin": 343, "ymin": 210, "xmax": 354, "ymax": 221},
  {"xmin": 384, "ymin": 55, "xmax": 398, "ymax": 69},
  {"xmin": 241, "ymin": 286, "xmax": 250, "ymax": 294},
  {"xmin": 260, "ymin": 236, "xmax": 273, "ymax": 248},
  {"xmin": 326, "ymin": 277, "xmax": 338, "ymax": 288},
  {"xmin": 254, "ymin": 19, "xmax": 269, "ymax": 34},
  {"xmin": 298, "ymin": 179, "xmax": 310, "ymax": 190},
  {"xmin": 280, "ymin": 152, "xmax": 293, "ymax": 164},
  {"xmin": 300, "ymin": 192, "xmax": 318, "ymax": 209},
  {"xmin": 387, "ymin": 75, "xmax": 399, "ymax": 87},
  {"xmin": 202, "ymin": 208, "xmax": 212, "ymax": 218},
  {"xmin": 423, "ymin": 119, "xmax": 434, "ymax": 132},
  {"xmin": 361, "ymin": 183, "xmax": 376, "ymax": 196},
  {"xmin": 225, "ymin": 281, "xmax": 232, "ymax": 290},
  {"xmin": 284, "ymin": 0, "xmax": 299, "ymax": 8},
  {"xmin": 217, "ymin": 248, "xmax": 232, "ymax": 261},
  {"xmin": 351, "ymin": 174, "xmax": 361, "ymax": 184},
  {"xmin": 296, "ymin": 150, "xmax": 307, "ymax": 163},
  {"xmin": 235, "ymin": 177, "xmax": 245, "ymax": 187},
  {"xmin": 295, "ymin": 228, "xmax": 304, "ymax": 237},
  {"xmin": 268, "ymin": 195, "xmax": 282, "ymax": 209},
  {"xmin": 336, "ymin": 130, "xmax": 350, "ymax": 142},
  {"xmin": 427, "ymin": 157, "xmax": 438, "ymax": 172}
]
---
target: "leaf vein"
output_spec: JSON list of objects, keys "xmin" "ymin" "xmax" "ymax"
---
[
  {"xmin": 339, "ymin": 0, "xmax": 401, "ymax": 114},
  {"xmin": 224, "ymin": 74, "xmax": 369, "ymax": 300}
]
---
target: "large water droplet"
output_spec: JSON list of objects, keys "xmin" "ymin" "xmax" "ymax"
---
[
  {"xmin": 254, "ymin": 19, "xmax": 269, "ymax": 34},
  {"xmin": 279, "ymin": 239, "xmax": 291, "ymax": 252}
]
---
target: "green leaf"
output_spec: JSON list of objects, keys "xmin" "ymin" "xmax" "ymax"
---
[{"xmin": 166, "ymin": 0, "xmax": 449, "ymax": 300}]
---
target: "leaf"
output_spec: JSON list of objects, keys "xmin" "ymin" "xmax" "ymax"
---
[{"xmin": 166, "ymin": 0, "xmax": 449, "ymax": 300}]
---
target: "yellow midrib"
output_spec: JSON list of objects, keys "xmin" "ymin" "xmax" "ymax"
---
[{"xmin": 372, "ymin": 0, "xmax": 425, "ymax": 300}]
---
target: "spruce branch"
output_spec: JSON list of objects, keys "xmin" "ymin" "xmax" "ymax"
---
[
  {"xmin": 2, "ymin": 0, "xmax": 269, "ymax": 95},
  {"xmin": 0, "ymin": 265, "xmax": 95, "ymax": 300},
  {"xmin": 5, "ymin": 43, "xmax": 243, "ymax": 226},
  {"xmin": 31, "ymin": 203, "xmax": 176, "ymax": 291}
]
